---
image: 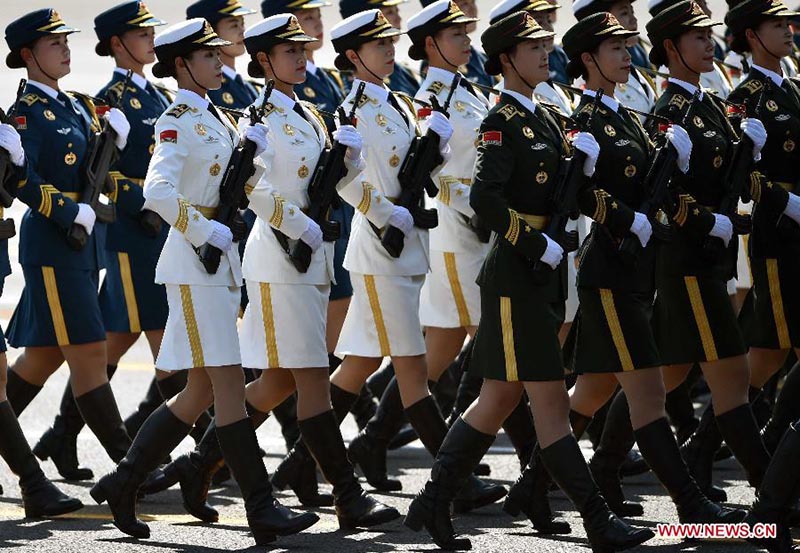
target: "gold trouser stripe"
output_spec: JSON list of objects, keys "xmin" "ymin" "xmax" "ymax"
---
[
  {"xmin": 500, "ymin": 296, "xmax": 518, "ymax": 382},
  {"xmin": 42, "ymin": 267, "xmax": 70, "ymax": 346},
  {"xmin": 684, "ymin": 276, "xmax": 718, "ymax": 362},
  {"xmin": 117, "ymin": 253, "xmax": 141, "ymax": 334},
  {"xmin": 766, "ymin": 259, "xmax": 791, "ymax": 349},
  {"xmin": 599, "ymin": 289, "xmax": 634, "ymax": 371},
  {"xmin": 443, "ymin": 252, "xmax": 471, "ymax": 327},
  {"xmin": 259, "ymin": 283, "xmax": 280, "ymax": 368},
  {"xmin": 518, "ymin": 213, "xmax": 550, "ymax": 230},
  {"xmin": 364, "ymin": 275, "xmax": 391, "ymax": 356},
  {"xmin": 179, "ymin": 285, "xmax": 205, "ymax": 367}
]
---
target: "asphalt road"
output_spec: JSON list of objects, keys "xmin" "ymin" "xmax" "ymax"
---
[{"xmin": 0, "ymin": 360, "xmax": 785, "ymax": 552}]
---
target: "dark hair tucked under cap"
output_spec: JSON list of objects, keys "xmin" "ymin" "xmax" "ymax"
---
[
  {"xmin": 186, "ymin": 0, "xmax": 256, "ymax": 26},
  {"xmin": 406, "ymin": 0, "xmax": 477, "ymax": 61},
  {"xmin": 330, "ymin": 8, "xmax": 404, "ymax": 70},
  {"xmin": 152, "ymin": 18, "xmax": 233, "ymax": 78},
  {"xmin": 4, "ymin": 8, "xmax": 79, "ymax": 69},
  {"xmin": 562, "ymin": 12, "xmax": 638, "ymax": 79},
  {"xmin": 645, "ymin": 0, "xmax": 720, "ymax": 65},
  {"xmin": 480, "ymin": 10, "xmax": 555, "ymax": 75},
  {"xmin": 94, "ymin": 1, "xmax": 166, "ymax": 57},
  {"xmin": 490, "ymin": 0, "xmax": 559, "ymax": 25},
  {"xmin": 261, "ymin": 0, "xmax": 332, "ymax": 18},
  {"xmin": 573, "ymin": 0, "xmax": 636, "ymax": 21},
  {"xmin": 725, "ymin": 0, "xmax": 799, "ymax": 53},
  {"xmin": 244, "ymin": 13, "xmax": 318, "ymax": 77}
]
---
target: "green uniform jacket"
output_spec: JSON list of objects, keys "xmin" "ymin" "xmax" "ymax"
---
[
  {"xmin": 574, "ymin": 94, "xmax": 655, "ymax": 294},
  {"xmin": 728, "ymin": 69, "xmax": 796, "ymax": 262}
]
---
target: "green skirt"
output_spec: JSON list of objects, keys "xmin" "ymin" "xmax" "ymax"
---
[
  {"xmin": 654, "ymin": 275, "xmax": 746, "ymax": 365},
  {"xmin": 470, "ymin": 290, "xmax": 566, "ymax": 382},
  {"xmin": 572, "ymin": 288, "xmax": 660, "ymax": 374},
  {"xmin": 739, "ymin": 257, "xmax": 800, "ymax": 350}
]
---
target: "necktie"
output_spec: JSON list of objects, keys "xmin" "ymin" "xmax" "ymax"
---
[
  {"xmin": 207, "ymin": 103, "xmax": 223, "ymax": 123},
  {"xmin": 387, "ymin": 93, "xmax": 409, "ymax": 125},
  {"xmin": 459, "ymin": 78, "xmax": 478, "ymax": 98},
  {"xmin": 292, "ymin": 102, "xmax": 308, "ymax": 122}
]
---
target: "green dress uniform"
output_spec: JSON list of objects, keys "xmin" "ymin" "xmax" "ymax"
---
[
  {"xmin": 730, "ymin": 69, "xmax": 800, "ymax": 350},
  {"xmin": 570, "ymin": 92, "xmax": 661, "ymax": 374},
  {"xmin": 469, "ymin": 91, "xmax": 570, "ymax": 382}
]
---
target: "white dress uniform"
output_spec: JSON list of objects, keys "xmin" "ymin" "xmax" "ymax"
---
[
  {"xmin": 615, "ymin": 68, "xmax": 657, "ymax": 115},
  {"xmin": 144, "ymin": 88, "xmax": 263, "ymax": 370},
  {"xmin": 239, "ymin": 88, "xmax": 366, "ymax": 369},
  {"xmin": 335, "ymin": 80, "xmax": 446, "ymax": 358},
  {"xmin": 416, "ymin": 67, "xmax": 491, "ymax": 329}
]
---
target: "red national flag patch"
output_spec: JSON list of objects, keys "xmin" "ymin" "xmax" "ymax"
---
[
  {"xmin": 15, "ymin": 116, "xmax": 27, "ymax": 130},
  {"xmin": 481, "ymin": 130, "xmax": 502, "ymax": 146},
  {"xmin": 417, "ymin": 106, "xmax": 432, "ymax": 119},
  {"xmin": 160, "ymin": 129, "xmax": 178, "ymax": 144},
  {"xmin": 96, "ymin": 105, "xmax": 110, "ymax": 116}
]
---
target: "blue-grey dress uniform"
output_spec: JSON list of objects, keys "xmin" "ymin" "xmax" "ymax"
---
[
  {"xmin": 3, "ymin": 11, "xmax": 111, "ymax": 347},
  {"xmin": 92, "ymin": 1, "xmax": 170, "ymax": 335},
  {"xmin": 97, "ymin": 70, "xmax": 171, "ymax": 334}
]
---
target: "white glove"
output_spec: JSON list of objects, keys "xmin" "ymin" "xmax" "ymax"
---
[
  {"xmin": 539, "ymin": 234, "xmax": 564, "ymax": 269},
  {"xmin": 243, "ymin": 123, "xmax": 269, "ymax": 157},
  {"xmin": 426, "ymin": 111, "xmax": 454, "ymax": 151},
  {"xmin": 207, "ymin": 220, "xmax": 233, "ymax": 252},
  {"xmin": 708, "ymin": 213, "xmax": 733, "ymax": 247},
  {"xmin": 630, "ymin": 212, "xmax": 653, "ymax": 248},
  {"xmin": 666, "ymin": 124, "xmax": 692, "ymax": 174},
  {"xmin": 0, "ymin": 123, "xmax": 24, "ymax": 166},
  {"xmin": 573, "ymin": 132, "xmax": 600, "ymax": 177},
  {"xmin": 741, "ymin": 118, "xmax": 767, "ymax": 162},
  {"xmin": 783, "ymin": 193, "xmax": 800, "ymax": 225},
  {"xmin": 333, "ymin": 124, "xmax": 362, "ymax": 160},
  {"xmin": 74, "ymin": 203, "xmax": 96, "ymax": 235},
  {"xmin": 299, "ymin": 218, "xmax": 323, "ymax": 252},
  {"xmin": 388, "ymin": 205, "xmax": 414, "ymax": 235},
  {"xmin": 104, "ymin": 108, "xmax": 130, "ymax": 150}
]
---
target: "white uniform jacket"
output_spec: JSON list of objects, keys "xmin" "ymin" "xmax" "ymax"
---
[
  {"xmin": 144, "ymin": 89, "xmax": 261, "ymax": 287},
  {"xmin": 242, "ymin": 89, "xmax": 365, "ymax": 285},
  {"xmin": 416, "ymin": 68, "xmax": 490, "ymax": 254},
  {"xmin": 341, "ymin": 80, "xmax": 445, "ymax": 277},
  {"xmin": 615, "ymin": 68, "xmax": 657, "ymax": 115}
]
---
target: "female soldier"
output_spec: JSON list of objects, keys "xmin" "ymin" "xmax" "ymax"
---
[
  {"xmin": 88, "ymin": 18, "xmax": 318, "ymax": 545},
  {"xmin": 153, "ymin": 13, "xmax": 400, "ymax": 530},
  {"xmin": 403, "ymin": 11, "xmax": 654, "ymax": 552},
  {"xmin": 506, "ymin": 11, "xmax": 744, "ymax": 530},
  {"xmin": 645, "ymin": 0, "xmax": 794, "ymax": 500},
  {"xmin": 725, "ymin": 0, "xmax": 800, "ymax": 454},
  {"xmin": 346, "ymin": 0, "xmax": 509, "ymax": 502},
  {"xmin": 32, "ymin": 0, "xmax": 178, "ymax": 483},
  {"xmin": 0, "ymin": 96, "xmax": 82, "ymax": 518},
  {"xmin": 3, "ymin": 8, "xmax": 135, "ymax": 468}
]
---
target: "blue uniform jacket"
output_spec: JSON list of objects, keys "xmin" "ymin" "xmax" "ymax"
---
[
  {"xmin": 387, "ymin": 62, "xmax": 420, "ymax": 96},
  {"xmin": 549, "ymin": 45, "xmax": 570, "ymax": 85},
  {"xmin": 295, "ymin": 67, "xmax": 346, "ymax": 132},
  {"xmin": 15, "ymin": 82, "xmax": 107, "ymax": 270},
  {"xmin": 97, "ymin": 71, "xmax": 170, "ymax": 261},
  {"xmin": 209, "ymin": 72, "xmax": 259, "ymax": 109}
]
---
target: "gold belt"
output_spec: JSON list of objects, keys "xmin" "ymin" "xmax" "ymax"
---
[
  {"xmin": 62, "ymin": 192, "xmax": 80, "ymax": 201},
  {"xmin": 109, "ymin": 171, "xmax": 145, "ymax": 187},
  {"xmin": 193, "ymin": 205, "xmax": 218, "ymax": 219},
  {"xmin": 700, "ymin": 204, "xmax": 719, "ymax": 212},
  {"xmin": 457, "ymin": 178, "xmax": 472, "ymax": 186},
  {"xmin": 774, "ymin": 181, "xmax": 795, "ymax": 192},
  {"xmin": 518, "ymin": 212, "xmax": 549, "ymax": 230}
]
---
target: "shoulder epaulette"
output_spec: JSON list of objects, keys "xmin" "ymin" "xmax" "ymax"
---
[
  {"xmin": 497, "ymin": 103, "xmax": 523, "ymax": 121},
  {"xmin": 248, "ymin": 80, "xmax": 264, "ymax": 93},
  {"xmin": 742, "ymin": 78, "xmax": 764, "ymax": 96},
  {"xmin": 540, "ymin": 102, "xmax": 571, "ymax": 128},
  {"xmin": 66, "ymin": 91, "xmax": 103, "ymax": 130},
  {"xmin": 426, "ymin": 81, "xmax": 445, "ymax": 95},
  {"xmin": 325, "ymin": 68, "xmax": 345, "ymax": 92},
  {"xmin": 20, "ymin": 93, "xmax": 47, "ymax": 107},
  {"xmin": 394, "ymin": 92, "xmax": 417, "ymax": 118},
  {"xmin": 154, "ymin": 84, "xmax": 176, "ymax": 102},
  {"xmin": 300, "ymin": 100, "xmax": 330, "ymax": 134},
  {"xmin": 166, "ymin": 104, "xmax": 197, "ymax": 118},
  {"xmin": 262, "ymin": 102, "xmax": 277, "ymax": 117},
  {"xmin": 107, "ymin": 81, "xmax": 126, "ymax": 102},
  {"xmin": 668, "ymin": 93, "xmax": 690, "ymax": 111}
]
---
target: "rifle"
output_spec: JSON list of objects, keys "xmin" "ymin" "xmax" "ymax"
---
[
  {"xmin": 618, "ymin": 90, "xmax": 701, "ymax": 264},
  {"xmin": 703, "ymin": 79, "xmax": 770, "ymax": 261},
  {"xmin": 380, "ymin": 73, "xmax": 461, "ymax": 258},
  {"xmin": 531, "ymin": 89, "xmax": 604, "ymax": 278},
  {"xmin": 198, "ymin": 80, "xmax": 274, "ymax": 274},
  {"xmin": 0, "ymin": 79, "xmax": 27, "ymax": 240},
  {"xmin": 275, "ymin": 82, "xmax": 366, "ymax": 273},
  {"xmin": 67, "ymin": 70, "xmax": 132, "ymax": 250}
]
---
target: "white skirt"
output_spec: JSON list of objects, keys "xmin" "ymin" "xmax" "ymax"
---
[
  {"xmin": 565, "ymin": 252, "xmax": 580, "ymax": 323},
  {"xmin": 336, "ymin": 273, "xmax": 426, "ymax": 358},
  {"xmin": 420, "ymin": 251, "xmax": 482, "ymax": 328},
  {"xmin": 157, "ymin": 284, "xmax": 241, "ymax": 371},
  {"xmin": 240, "ymin": 280, "xmax": 330, "ymax": 369}
]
